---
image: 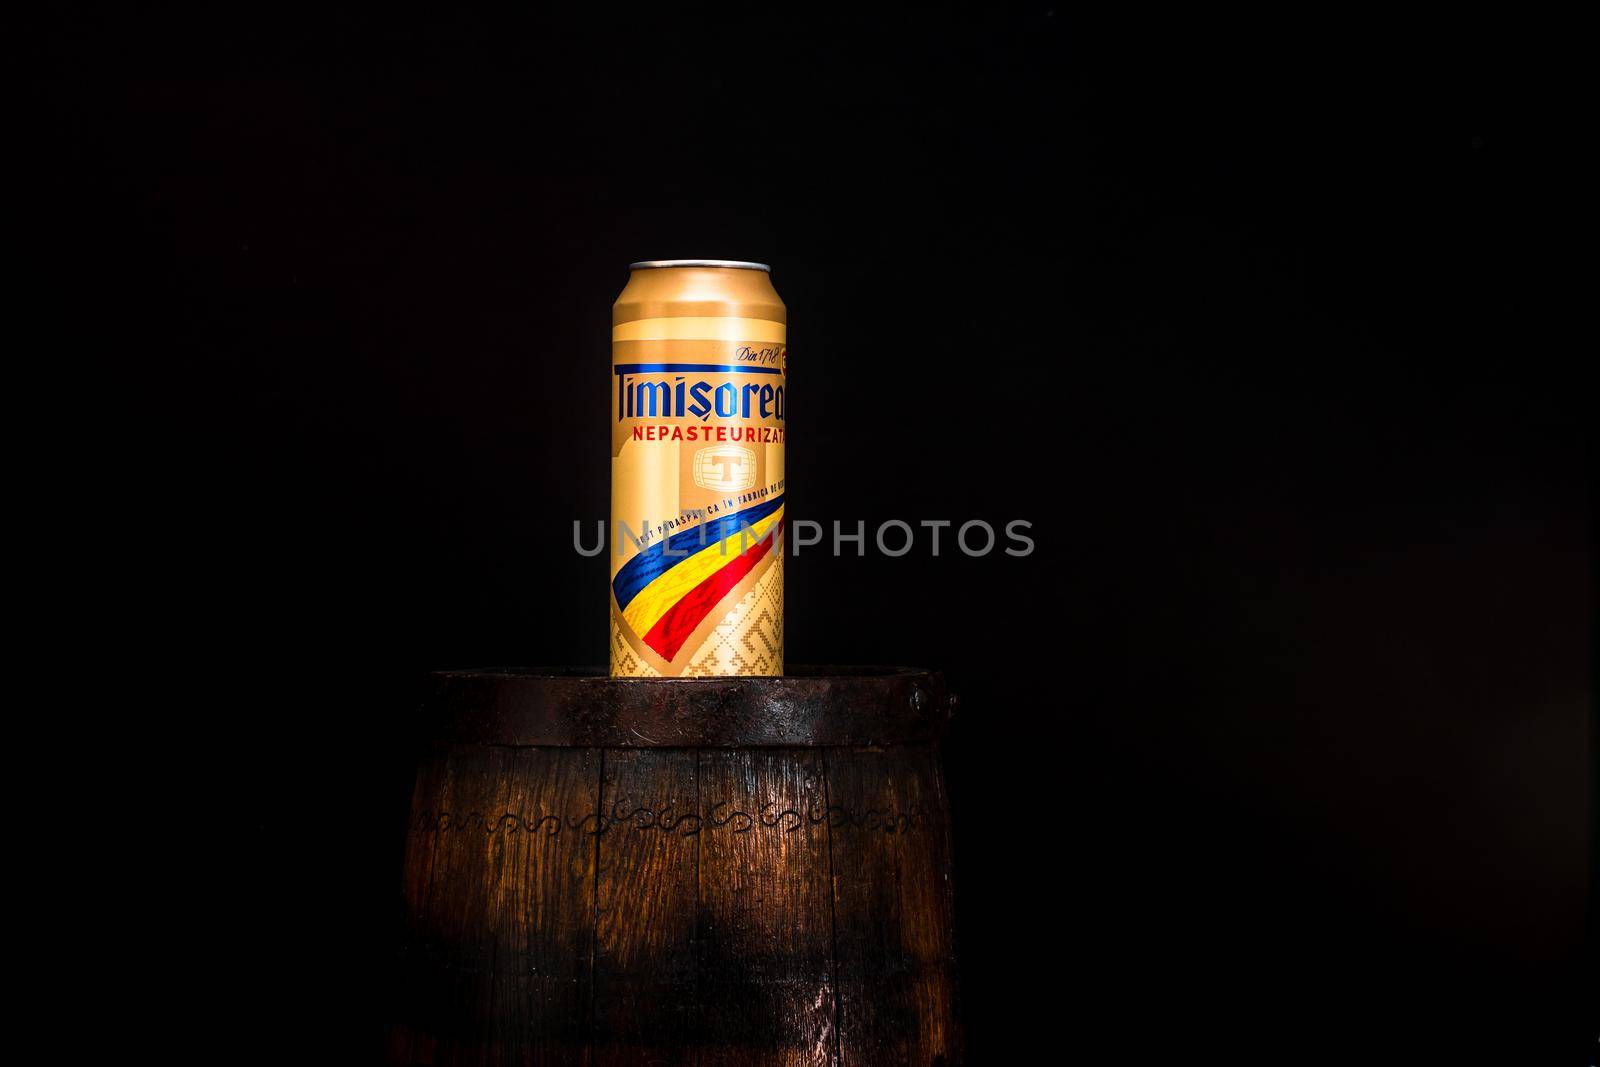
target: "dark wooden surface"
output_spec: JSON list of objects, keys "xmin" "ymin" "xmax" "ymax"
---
[
  {"xmin": 392, "ymin": 669, "xmax": 962, "ymax": 1065},
  {"xmin": 421, "ymin": 667, "xmax": 952, "ymax": 748}
]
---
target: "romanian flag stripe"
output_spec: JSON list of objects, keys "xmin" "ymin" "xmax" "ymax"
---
[
  {"xmin": 620, "ymin": 507, "xmax": 785, "ymax": 637},
  {"xmin": 642, "ymin": 518, "xmax": 784, "ymax": 661},
  {"xmin": 612, "ymin": 494, "xmax": 785, "ymax": 611}
]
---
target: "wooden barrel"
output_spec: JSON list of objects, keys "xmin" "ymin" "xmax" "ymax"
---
[{"xmin": 390, "ymin": 667, "xmax": 962, "ymax": 1066}]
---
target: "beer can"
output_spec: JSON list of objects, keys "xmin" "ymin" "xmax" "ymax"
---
[{"xmin": 609, "ymin": 260, "xmax": 787, "ymax": 677}]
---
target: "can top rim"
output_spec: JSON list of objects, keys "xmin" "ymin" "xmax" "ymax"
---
[{"xmin": 628, "ymin": 259, "xmax": 771, "ymax": 272}]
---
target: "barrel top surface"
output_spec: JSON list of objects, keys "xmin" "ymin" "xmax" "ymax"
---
[{"xmin": 422, "ymin": 666, "xmax": 952, "ymax": 747}]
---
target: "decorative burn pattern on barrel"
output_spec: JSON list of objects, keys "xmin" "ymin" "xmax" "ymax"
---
[
  {"xmin": 394, "ymin": 744, "xmax": 960, "ymax": 1065},
  {"xmin": 413, "ymin": 795, "xmax": 926, "ymax": 837}
]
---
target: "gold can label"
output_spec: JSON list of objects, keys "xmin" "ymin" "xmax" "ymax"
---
[{"xmin": 609, "ymin": 316, "xmax": 786, "ymax": 676}]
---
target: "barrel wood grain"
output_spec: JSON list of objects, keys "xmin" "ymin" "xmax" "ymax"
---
[
  {"xmin": 500, "ymin": 747, "xmax": 598, "ymax": 1064},
  {"xmin": 593, "ymin": 749, "xmax": 701, "ymax": 1063},
  {"xmin": 393, "ymin": 669, "xmax": 961, "ymax": 1065},
  {"xmin": 396, "ymin": 746, "xmax": 599, "ymax": 1066},
  {"xmin": 825, "ymin": 747, "xmax": 961, "ymax": 1066},
  {"xmin": 696, "ymin": 749, "xmax": 837, "ymax": 1066}
]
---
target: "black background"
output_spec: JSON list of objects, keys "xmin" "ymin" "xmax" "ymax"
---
[{"xmin": 40, "ymin": 6, "xmax": 1590, "ymax": 1063}]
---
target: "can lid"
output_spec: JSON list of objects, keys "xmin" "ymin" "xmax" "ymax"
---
[{"xmin": 629, "ymin": 259, "xmax": 771, "ymax": 272}]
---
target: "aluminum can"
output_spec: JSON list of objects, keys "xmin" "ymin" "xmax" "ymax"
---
[{"xmin": 609, "ymin": 260, "xmax": 786, "ymax": 676}]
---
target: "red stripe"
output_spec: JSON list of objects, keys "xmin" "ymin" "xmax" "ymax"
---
[{"xmin": 642, "ymin": 520, "xmax": 783, "ymax": 661}]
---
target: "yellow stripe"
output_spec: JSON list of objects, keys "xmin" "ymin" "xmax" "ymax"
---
[
  {"xmin": 621, "ymin": 507, "xmax": 785, "ymax": 635},
  {"xmin": 612, "ymin": 317, "xmax": 787, "ymax": 343}
]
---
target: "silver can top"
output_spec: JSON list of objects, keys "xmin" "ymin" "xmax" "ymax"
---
[{"xmin": 628, "ymin": 259, "xmax": 771, "ymax": 272}]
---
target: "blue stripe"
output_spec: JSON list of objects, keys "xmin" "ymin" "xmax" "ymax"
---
[
  {"xmin": 614, "ymin": 363, "xmax": 784, "ymax": 376},
  {"xmin": 612, "ymin": 495, "xmax": 786, "ymax": 610}
]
